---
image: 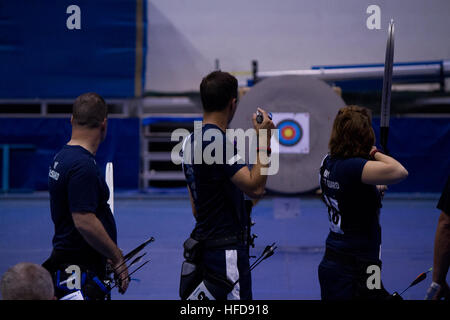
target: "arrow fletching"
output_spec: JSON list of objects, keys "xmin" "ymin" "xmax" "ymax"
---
[
  {"xmin": 400, "ymin": 267, "xmax": 432, "ymax": 296},
  {"xmin": 123, "ymin": 237, "xmax": 155, "ymax": 261}
]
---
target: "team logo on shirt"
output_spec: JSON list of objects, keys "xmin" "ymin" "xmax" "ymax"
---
[{"xmin": 49, "ymin": 168, "xmax": 60, "ymax": 181}]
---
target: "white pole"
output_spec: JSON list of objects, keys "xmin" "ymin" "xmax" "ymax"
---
[{"xmin": 106, "ymin": 162, "xmax": 114, "ymax": 215}]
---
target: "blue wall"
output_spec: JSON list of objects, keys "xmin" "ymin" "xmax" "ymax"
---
[
  {"xmin": 0, "ymin": 118, "xmax": 140, "ymax": 190},
  {"xmin": 0, "ymin": 0, "xmax": 146, "ymax": 98},
  {"xmin": 372, "ymin": 117, "xmax": 450, "ymax": 193}
]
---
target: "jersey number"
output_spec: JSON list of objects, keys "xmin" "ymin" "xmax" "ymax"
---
[{"xmin": 323, "ymin": 195, "xmax": 344, "ymax": 234}]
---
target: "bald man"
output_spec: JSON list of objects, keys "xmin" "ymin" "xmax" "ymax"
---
[
  {"xmin": 1, "ymin": 262, "xmax": 55, "ymax": 300},
  {"xmin": 43, "ymin": 92, "xmax": 128, "ymax": 299}
]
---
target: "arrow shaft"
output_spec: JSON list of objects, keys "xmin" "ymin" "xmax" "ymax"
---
[
  {"xmin": 109, "ymin": 260, "xmax": 150, "ymax": 292},
  {"xmin": 113, "ymin": 237, "xmax": 154, "ymax": 272}
]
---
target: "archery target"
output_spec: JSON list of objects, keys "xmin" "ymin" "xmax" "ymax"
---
[
  {"xmin": 230, "ymin": 75, "xmax": 345, "ymax": 194},
  {"xmin": 271, "ymin": 113, "xmax": 310, "ymax": 153}
]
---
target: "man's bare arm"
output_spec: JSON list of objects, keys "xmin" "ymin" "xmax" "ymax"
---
[
  {"xmin": 231, "ymin": 161, "xmax": 268, "ymax": 199},
  {"xmin": 231, "ymin": 108, "xmax": 274, "ymax": 199},
  {"xmin": 72, "ymin": 212, "xmax": 129, "ymax": 293}
]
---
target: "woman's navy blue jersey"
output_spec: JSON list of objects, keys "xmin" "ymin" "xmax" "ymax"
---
[
  {"xmin": 48, "ymin": 145, "xmax": 117, "ymax": 258},
  {"xmin": 319, "ymin": 154, "xmax": 382, "ymax": 260},
  {"xmin": 182, "ymin": 124, "xmax": 248, "ymax": 241}
]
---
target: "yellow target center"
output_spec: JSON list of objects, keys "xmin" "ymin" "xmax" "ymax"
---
[{"xmin": 284, "ymin": 128, "xmax": 294, "ymax": 138}]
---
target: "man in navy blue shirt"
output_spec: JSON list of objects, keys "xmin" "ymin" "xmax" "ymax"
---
[
  {"xmin": 180, "ymin": 71, "xmax": 274, "ymax": 300},
  {"xmin": 43, "ymin": 93, "xmax": 128, "ymax": 299}
]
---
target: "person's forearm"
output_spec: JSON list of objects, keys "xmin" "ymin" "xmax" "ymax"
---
[
  {"xmin": 73, "ymin": 213, "xmax": 123, "ymax": 264},
  {"xmin": 249, "ymin": 132, "xmax": 270, "ymax": 194},
  {"xmin": 374, "ymin": 151, "xmax": 405, "ymax": 169},
  {"xmin": 249, "ymin": 155, "xmax": 268, "ymax": 194},
  {"xmin": 432, "ymin": 212, "xmax": 450, "ymax": 284},
  {"xmin": 362, "ymin": 147, "xmax": 408, "ymax": 185}
]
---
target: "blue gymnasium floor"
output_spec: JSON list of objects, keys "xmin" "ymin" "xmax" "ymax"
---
[{"xmin": 0, "ymin": 192, "xmax": 447, "ymax": 300}]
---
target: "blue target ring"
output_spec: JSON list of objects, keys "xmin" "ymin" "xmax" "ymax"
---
[{"xmin": 277, "ymin": 119, "xmax": 302, "ymax": 146}]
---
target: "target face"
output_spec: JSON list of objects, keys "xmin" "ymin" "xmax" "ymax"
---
[
  {"xmin": 278, "ymin": 119, "xmax": 303, "ymax": 146},
  {"xmin": 271, "ymin": 112, "xmax": 310, "ymax": 154}
]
